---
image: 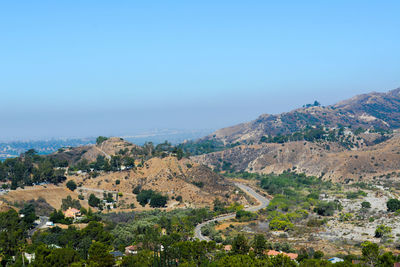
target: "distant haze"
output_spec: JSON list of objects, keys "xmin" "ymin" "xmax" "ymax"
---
[{"xmin": 1, "ymin": 1, "xmax": 399, "ymax": 141}]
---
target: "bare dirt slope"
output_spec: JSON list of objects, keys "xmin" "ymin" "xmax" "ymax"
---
[
  {"xmin": 193, "ymin": 131, "xmax": 400, "ymax": 183},
  {"xmin": 1, "ymin": 185, "xmax": 88, "ymax": 210},
  {"xmin": 69, "ymin": 157, "xmax": 247, "ymax": 209}
]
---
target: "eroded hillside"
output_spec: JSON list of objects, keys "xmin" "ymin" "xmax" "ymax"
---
[{"xmin": 193, "ymin": 130, "xmax": 400, "ymax": 183}]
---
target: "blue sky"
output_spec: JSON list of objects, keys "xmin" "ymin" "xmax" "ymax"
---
[{"xmin": 1, "ymin": 1, "xmax": 399, "ymax": 140}]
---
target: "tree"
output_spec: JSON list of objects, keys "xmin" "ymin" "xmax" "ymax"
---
[
  {"xmin": 88, "ymin": 194, "xmax": 101, "ymax": 208},
  {"xmin": 361, "ymin": 201, "xmax": 371, "ymax": 209},
  {"xmin": 0, "ymin": 209, "xmax": 26, "ymax": 257},
  {"xmin": 216, "ymin": 254, "xmax": 265, "ymax": 267},
  {"xmin": 66, "ymin": 180, "xmax": 77, "ymax": 191},
  {"xmin": 252, "ymin": 234, "xmax": 266, "ymax": 257},
  {"xmin": 313, "ymin": 250, "xmax": 324, "ymax": 259},
  {"xmin": 61, "ymin": 195, "xmax": 81, "ymax": 211},
  {"xmin": 361, "ymin": 241, "xmax": 380, "ymax": 266},
  {"xmin": 149, "ymin": 193, "xmax": 168, "ymax": 208},
  {"xmin": 46, "ymin": 247, "xmax": 81, "ymax": 266},
  {"xmin": 19, "ymin": 203, "xmax": 36, "ymax": 226},
  {"xmin": 96, "ymin": 136, "xmax": 108, "ymax": 145},
  {"xmin": 386, "ymin": 199, "xmax": 400, "ymax": 212},
  {"xmin": 213, "ymin": 198, "xmax": 225, "ymax": 212},
  {"xmin": 375, "ymin": 224, "xmax": 391, "ymax": 238},
  {"xmin": 121, "ymin": 250, "xmax": 153, "ymax": 267},
  {"xmin": 88, "ymin": 242, "xmax": 114, "ymax": 267},
  {"xmin": 136, "ymin": 190, "xmax": 153, "ymax": 206},
  {"xmin": 270, "ymin": 254, "xmax": 297, "ymax": 267},
  {"xmin": 232, "ymin": 234, "xmax": 249, "ymax": 255},
  {"xmin": 378, "ymin": 252, "xmax": 396, "ymax": 266}
]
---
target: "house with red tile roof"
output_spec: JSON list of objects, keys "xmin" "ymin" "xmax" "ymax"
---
[
  {"xmin": 63, "ymin": 207, "xmax": 81, "ymax": 218},
  {"xmin": 264, "ymin": 250, "xmax": 298, "ymax": 260}
]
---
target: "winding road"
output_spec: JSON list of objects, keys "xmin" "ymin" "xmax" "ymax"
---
[
  {"xmin": 194, "ymin": 182, "xmax": 269, "ymax": 241},
  {"xmin": 28, "ymin": 216, "xmax": 49, "ymax": 237}
]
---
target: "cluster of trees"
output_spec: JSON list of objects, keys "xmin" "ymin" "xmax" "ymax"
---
[
  {"xmin": 260, "ymin": 126, "xmax": 329, "ymax": 144},
  {"xmin": 0, "ymin": 149, "xmax": 67, "ymax": 189},
  {"xmin": 71, "ymin": 154, "xmax": 135, "ymax": 173},
  {"xmin": 177, "ymin": 139, "xmax": 239, "ymax": 156},
  {"xmin": 1, "ymin": 203, "xmax": 400, "ymax": 266},
  {"xmin": 61, "ymin": 195, "xmax": 81, "ymax": 211},
  {"xmin": 136, "ymin": 189, "xmax": 168, "ymax": 208},
  {"xmin": 256, "ymin": 171, "xmax": 343, "ymax": 232},
  {"xmin": 235, "ymin": 209, "xmax": 257, "ymax": 222}
]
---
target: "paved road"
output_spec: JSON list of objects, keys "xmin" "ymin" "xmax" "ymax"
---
[
  {"xmin": 28, "ymin": 216, "xmax": 49, "ymax": 236},
  {"xmin": 194, "ymin": 182, "xmax": 269, "ymax": 241}
]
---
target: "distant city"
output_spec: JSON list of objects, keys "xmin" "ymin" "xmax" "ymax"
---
[{"xmin": 0, "ymin": 128, "xmax": 212, "ymax": 160}]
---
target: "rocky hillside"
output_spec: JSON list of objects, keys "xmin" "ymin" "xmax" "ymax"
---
[
  {"xmin": 50, "ymin": 137, "xmax": 140, "ymax": 164},
  {"xmin": 192, "ymin": 87, "xmax": 400, "ymax": 183},
  {"xmin": 193, "ymin": 130, "xmax": 400, "ymax": 183},
  {"xmin": 70, "ymin": 156, "xmax": 245, "ymax": 209},
  {"xmin": 203, "ymin": 88, "xmax": 400, "ymax": 145}
]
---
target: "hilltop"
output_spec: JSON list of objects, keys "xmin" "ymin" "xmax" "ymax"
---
[
  {"xmin": 49, "ymin": 137, "xmax": 140, "ymax": 164},
  {"xmin": 191, "ymin": 87, "xmax": 400, "ymax": 182},
  {"xmin": 202, "ymin": 88, "xmax": 400, "ymax": 145}
]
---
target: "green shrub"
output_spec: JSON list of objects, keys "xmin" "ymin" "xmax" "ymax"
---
[
  {"xmin": 269, "ymin": 218, "xmax": 294, "ymax": 231},
  {"xmin": 387, "ymin": 199, "xmax": 400, "ymax": 212},
  {"xmin": 235, "ymin": 210, "xmax": 257, "ymax": 222},
  {"xmin": 314, "ymin": 201, "xmax": 340, "ymax": 216},
  {"xmin": 361, "ymin": 201, "xmax": 371, "ymax": 209},
  {"xmin": 375, "ymin": 224, "xmax": 391, "ymax": 238},
  {"xmin": 66, "ymin": 180, "xmax": 77, "ymax": 191}
]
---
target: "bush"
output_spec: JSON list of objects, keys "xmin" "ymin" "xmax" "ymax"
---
[
  {"xmin": 361, "ymin": 201, "xmax": 371, "ymax": 209},
  {"xmin": 235, "ymin": 210, "xmax": 257, "ymax": 222},
  {"xmin": 96, "ymin": 136, "xmax": 108, "ymax": 145},
  {"xmin": 346, "ymin": 190, "xmax": 367, "ymax": 199},
  {"xmin": 313, "ymin": 250, "xmax": 324, "ymax": 259},
  {"xmin": 314, "ymin": 201, "xmax": 340, "ymax": 216},
  {"xmin": 269, "ymin": 218, "xmax": 294, "ymax": 231},
  {"xmin": 375, "ymin": 224, "xmax": 391, "ymax": 238},
  {"xmin": 176, "ymin": 195, "xmax": 182, "ymax": 202},
  {"xmin": 66, "ymin": 180, "xmax": 77, "ymax": 191},
  {"xmin": 306, "ymin": 218, "xmax": 326, "ymax": 227},
  {"xmin": 387, "ymin": 199, "xmax": 400, "ymax": 212},
  {"xmin": 115, "ymin": 180, "xmax": 120, "ymax": 185},
  {"xmin": 132, "ymin": 185, "xmax": 141, "ymax": 194},
  {"xmin": 88, "ymin": 194, "xmax": 101, "ymax": 208}
]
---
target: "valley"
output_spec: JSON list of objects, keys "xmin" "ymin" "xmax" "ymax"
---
[{"xmin": 1, "ymin": 87, "xmax": 400, "ymax": 266}]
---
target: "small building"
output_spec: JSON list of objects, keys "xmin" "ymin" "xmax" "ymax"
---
[
  {"xmin": 45, "ymin": 221, "xmax": 54, "ymax": 226},
  {"xmin": 64, "ymin": 207, "xmax": 81, "ymax": 218}
]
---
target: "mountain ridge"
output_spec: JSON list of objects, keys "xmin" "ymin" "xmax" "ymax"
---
[
  {"xmin": 202, "ymin": 87, "xmax": 400, "ymax": 145},
  {"xmin": 192, "ymin": 87, "xmax": 400, "ymax": 182}
]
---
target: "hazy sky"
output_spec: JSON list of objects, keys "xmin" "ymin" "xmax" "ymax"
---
[{"xmin": 1, "ymin": 1, "xmax": 400, "ymax": 141}]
